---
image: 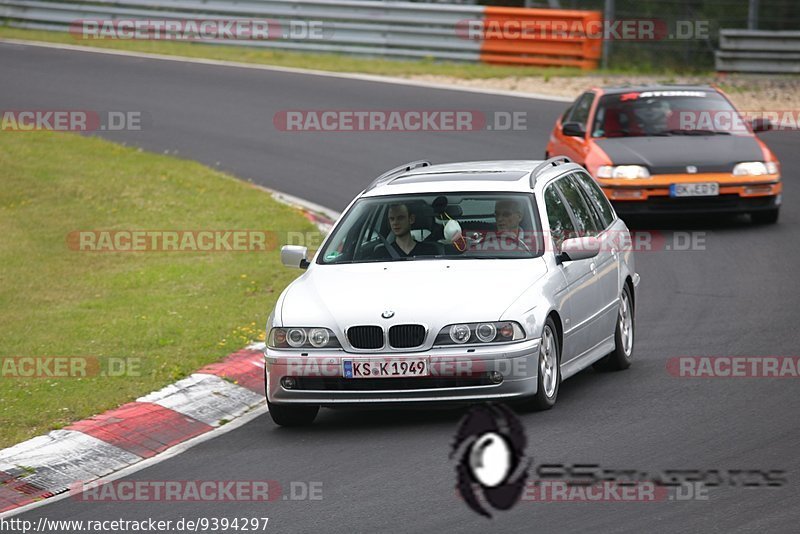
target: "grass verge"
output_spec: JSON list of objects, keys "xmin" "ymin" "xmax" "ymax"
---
[{"xmin": 0, "ymin": 131, "xmax": 319, "ymax": 448}]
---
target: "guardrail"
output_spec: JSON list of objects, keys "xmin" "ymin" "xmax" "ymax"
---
[
  {"xmin": 0, "ymin": 0, "xmax": 602, "ymax": 69},
  {"xmin": 715, "ymin": 29, "xmax": 800, "ymax": 74}
]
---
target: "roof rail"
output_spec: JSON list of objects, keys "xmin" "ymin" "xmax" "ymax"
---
[
  {"xmin": 530, "ymin": 156, "xmax": 572, "ymax": 187},
  {"xmin": 366, "ymin": 160, "xmax": 431, "ymax": 191}
]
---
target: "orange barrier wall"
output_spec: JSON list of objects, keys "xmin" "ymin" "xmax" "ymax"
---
[{"xmin": 479, "ymin": 7, "xmax": 603, "ymax": 70}]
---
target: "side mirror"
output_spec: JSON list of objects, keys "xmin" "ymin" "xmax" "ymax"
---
[
  {"xmin": 562, "ymin": 121, "xmax": 586, "ymax": 138},
  {"xmin": 281, "ymin": 245, "xmax": 310, "ymax": 269},
  {"xmin": 557, "ymin": 236, "xmax": 600, "ymax": 263},
  {"xmin": 751, "ymin": 118, "xmax": 773, "ymax": 133}
]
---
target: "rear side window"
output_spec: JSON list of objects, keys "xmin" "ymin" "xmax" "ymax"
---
[
  {"xmin": 555, "ymin": 177, "xmax": 599, "ymax": 237},
  {"xmin": 544, "ymin": 184, "xmax": 577, "ymax": 249},
  {"xmin": 571, "ymin": 172, "xmax": 615, "ymax": 229}
]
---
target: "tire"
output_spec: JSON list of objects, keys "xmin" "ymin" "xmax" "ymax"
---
[
  {"xmin": 751, "ymin": 208, "xmax": 779, "ymax": 225},
  {"xmin": 267, "ymin": 400, "xmax": 319, "ymax": 427},
  {"xmin": 594, "ymin": 284, "xmax": 634, "ymax": 372},
  {"xmin": 530, "ymin": 317, "xmax": 561, "ymax": 411}
]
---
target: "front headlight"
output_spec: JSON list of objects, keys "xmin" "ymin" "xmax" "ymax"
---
[
  {"xmin": 268, "ymin": 327, "xmax": 341, "ymax": 349},
  {"xmin": 733, "ymin": 161, "xmax": 778, "ymax": 176},
  {"xmin": 597, "ymin": 165, "xmax": 651, "ymax": 180},
  {"xmin": 435, "ymin": 321, "xmax": 525, "ymax": 346}
]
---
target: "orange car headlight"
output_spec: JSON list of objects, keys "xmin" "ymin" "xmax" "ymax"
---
[
  {"xmin": 597, "ymin": 165, "xmax": 651, "ymax": 180},
  {"xmin": 732, "ymin": 161, "xmax": 779, "ymax": 176}
]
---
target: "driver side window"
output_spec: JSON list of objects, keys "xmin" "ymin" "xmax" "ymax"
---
[{"xmin": 565, "ymin": 92, "xmax": 595, "ymax": 127}]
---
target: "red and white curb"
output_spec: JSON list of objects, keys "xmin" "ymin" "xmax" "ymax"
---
[
  {"xmin": 0, "ymin": 167, "xmax": 340, "ymax": 518},
  {"xmin": 0, "ymin": 345, "xmax": 268, "ymax": 515}
]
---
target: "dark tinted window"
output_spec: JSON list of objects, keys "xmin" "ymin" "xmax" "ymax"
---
[
  {"xmin": 560, "ymin": 103, "xmax": 574, "ymax": 123},
  {"xmin": 566, "ymin": 92, "xmax": 595, "ymax": 126},
  {"xmin": 590, "ymin": 89, "xmax": 744, "ymax": 138},
  {"xmin": 544, "ymin": 184, "xmax": 577, "ymax": 249},
  {"xmin": 555, "ymin": 178, "xmax": 599, "ymax": 236},
  {"xmin": 571, "ymin": 172, "xmax": 615, "ymax": 229}
]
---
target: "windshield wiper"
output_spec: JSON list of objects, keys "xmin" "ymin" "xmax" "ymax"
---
[
  {"xmin": 436, "ymin": 254, "xmax": 534, "ymax": 260},
  {"xmin": 664, "ymin": 129, "xmax": 731, "ymax": 136}
]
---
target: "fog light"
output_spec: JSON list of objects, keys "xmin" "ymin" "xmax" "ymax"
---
[
  {"xmin": 743, "ymin": 185, "xmax": 774, "ymax": 195},
  {"xmin": 611, "ymin": 189, "xmax": 644, "ymax": 200},
  {"xmin": 281, "ymin": 376, "xmax": 297, "ymax": 389},
  {"xmin": 489, "ymin": 371, "xmax": 503, "ymax": 384}
]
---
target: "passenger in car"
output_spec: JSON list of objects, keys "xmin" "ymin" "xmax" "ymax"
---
[{"xmin": 384, "ymin": 203, "xmax": 439, "ymax": 257}]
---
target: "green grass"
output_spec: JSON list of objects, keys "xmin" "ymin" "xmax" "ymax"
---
[{"xmin": 0, "ymin": 131, "xmax": 320, "ymax": 448}]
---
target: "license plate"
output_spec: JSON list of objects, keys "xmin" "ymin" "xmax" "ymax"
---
[
  {"xmin": 669, "ymin": 182, "xmax": 719, "ymax": 197},
  {"xmin": 343, "ymin": 358, "xmax": 429, "ymax": 378}
]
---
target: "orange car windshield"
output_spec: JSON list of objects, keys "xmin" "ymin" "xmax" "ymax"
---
[{"xmin": 591, "ymin": 90, "xmax": 749, "ymax": 138}]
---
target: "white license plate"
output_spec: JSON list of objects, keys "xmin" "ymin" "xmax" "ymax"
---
[
  {"xmin": 343, "ymin": 358, "xmax": 429, "ymax": 378},
  {"xmin": 670, "ymin": 182, "xmax": 719, "ymax": 197}
]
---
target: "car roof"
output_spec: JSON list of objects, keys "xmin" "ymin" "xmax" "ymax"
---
[
  {"xmin": 362, "ymin": 159, "xmax": 581, "ymax": 197},
  {"xmin": 597, "ymin": 84, "xmax": 717, "ymax": 95}
]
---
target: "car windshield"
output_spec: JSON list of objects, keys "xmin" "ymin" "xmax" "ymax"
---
[
  {"xmin": 317, "ymin": 193, "xmax": 543, "ymax": 264},
  {"xmin": 591, "ymin": 90, "xmax": 749, "ymax": 138}
]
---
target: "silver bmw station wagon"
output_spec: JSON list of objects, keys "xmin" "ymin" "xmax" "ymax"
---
[{"xmin": 265, "ymin": 157, "xmax": 640, "ymax": 426}]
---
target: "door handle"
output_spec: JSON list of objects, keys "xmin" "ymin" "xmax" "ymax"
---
[{"xmin": 590, "ymin": 262, "xmax": 596, "ymax": 274}]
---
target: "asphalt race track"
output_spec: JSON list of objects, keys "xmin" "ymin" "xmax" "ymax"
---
[{"xmin": 3, "ymin": 42, "xmax": 799, "ymax": 532}]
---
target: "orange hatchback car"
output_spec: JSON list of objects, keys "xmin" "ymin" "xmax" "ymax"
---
[{"xmin": 546, "ymin": 86, "xmax": 782, "ymax": 223}]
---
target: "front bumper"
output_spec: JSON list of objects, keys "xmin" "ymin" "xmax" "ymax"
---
[
  {"xmin": 599, "ymin": 174, "xmax": 782, "ymax": 215},
  {"xmin": 611, "ymin": 193, "xmax": 781, "ymax": 215},
  {"xmin": 265, "ymin": 338, "xmax": 540, "ymax": 406}
]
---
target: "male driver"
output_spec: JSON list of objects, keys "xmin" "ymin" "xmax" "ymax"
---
[
  {"xmin": 482, "ymin": 198, "xmax": 530, "ymax": 253},
  {"xmin": 386, "ymin": 203, "xmax": 438, "ymax": 257},
  {"xmin": 627, "ymin": 97, "xmax": 671, "ymax": 135},
  {"xmin": 494, "ymin": 199, "xmax": 524, "ymax": 235}
]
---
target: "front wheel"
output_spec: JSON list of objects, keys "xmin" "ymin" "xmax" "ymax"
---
[
  {"xmin": 594, "ymin": 284, "xmax": 634, "ymax": 371},
  {"xmin": 267, "ymin": 400, "xmax": 319, "ymax": 427},
  {"xmin": 530, "ymin": 317, "xmax": 560, "ymax": 410}
]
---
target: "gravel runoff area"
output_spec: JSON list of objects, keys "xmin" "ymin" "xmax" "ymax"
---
[{"xmin": 405, "ymin": 74, "xmax": 800, "ymax": 112}]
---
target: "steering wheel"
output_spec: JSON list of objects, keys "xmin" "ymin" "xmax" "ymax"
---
[{"xmin": 508, "ymin": 232, "xmax": 531, "ymax": 252}]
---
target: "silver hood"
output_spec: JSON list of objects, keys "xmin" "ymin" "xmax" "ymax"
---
[{"xmin": 278, "ymin": 258, "xmax": 548, "ymax": 333}]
